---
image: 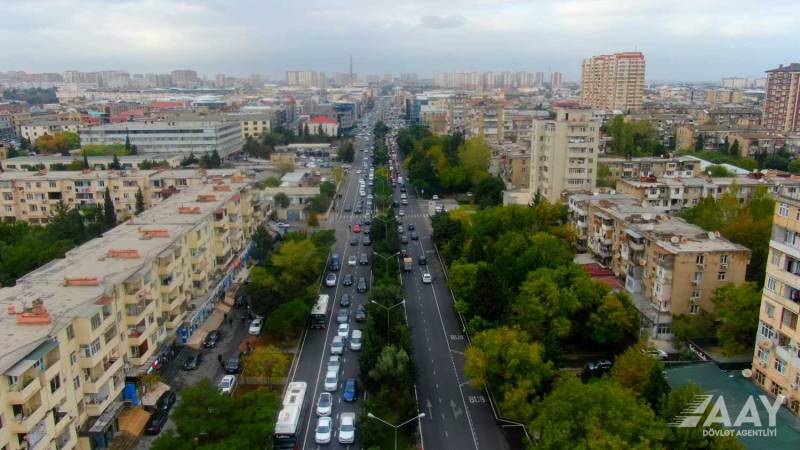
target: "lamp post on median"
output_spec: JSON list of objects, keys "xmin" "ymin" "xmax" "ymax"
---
[
  {"xmin": 367, "ymin": 412, "xmax": 426, "ymax": 450},
  {"xmin": 370, "ymin": 299, "xmax": 405, "ymax": 337},
  {"xmin": 373, "ymin": 251, "xmax": 400, "ymax": 279}
]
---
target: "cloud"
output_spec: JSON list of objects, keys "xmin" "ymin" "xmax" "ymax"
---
[{"xmin": 419, "ymin": 14, "xmax": 466, "ymax": 29}]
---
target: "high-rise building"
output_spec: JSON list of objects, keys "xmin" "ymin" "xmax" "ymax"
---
[
  {"xmin": 535, "ymin": 72, "xmax": 544, "ymax": 87},
  {"xmin": 215, "ymin": 73, "xmax": 227, "ymax": 88},
  {"xmin": 551, "ymin": 71, "xmax": 563, "ymax": 89},
  {"xmin": 529, "ymin": 101, "xmax": 599, "ymax": 202},
  {"xmin": 580, "ymin": 52, "xmax": 646, "ymax": 111},
  {"xmin": 763, "ymin": 63, "xmax": 800, "ymax": 133},
  {"xmin": 285, "ymin": 71, "xmax": 325, "ymax": 88},
  {"xmin": 170, "ymin": 70, "xmax": 199, "ymax": 88}
]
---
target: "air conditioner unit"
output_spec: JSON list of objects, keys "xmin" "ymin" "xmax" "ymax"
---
[{"xmin": 720, "ymin": 263, "xmax": 728, "ymax": 269}]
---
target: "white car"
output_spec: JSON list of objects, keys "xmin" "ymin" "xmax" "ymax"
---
[
  {"xmin": 347, "ymin": 255, "xmax": 358, "ymax": 266},
  {"xmin": 248, "ymin": 318, "xmax": 263, "ymax": 336},
  {"xmin": 338, "ymin": 412, "xmax": 356, "ymax": 444},
  {"xmin": 327, "ymin": 355, "xmax": 341, "ymax": 374},
  {"xmin": 317, "ymin": 392, "xmax": 333, "ymax": 416},
  {"xmin": 315, "ymin": 416, "xmax": 333, "ymax": 444},
  {"xmin": 218, "ymin": 375, "xmax": 237, "ymax": 395},
  {"xmin": 330, "ymin": 336, "xmax": 345, "ymax": 355},
  {"xmin": 325, "ymin": 273, "xmax": 337, "ymax": 287},
  {"xmin": 337, "ymin": 323, "xmax": 349, "ymax": 339},
  {"xmin": 356, "ymin": 169, "xmax": 362, "ymax": 174},
  {"xmin": 422, "ymin": 272, "xmax": 432, "ymax": 284},
  {"xmin": 350, "ymin": 329, "xmax": 362, "ymax": 351},
  {"xmin": 324, "ymin": 370, "xmax": 338, "ymax": 392},
  {"xmin": 432, "ymin": 195, "xmax": 439, "ymax": 201},
  {"xmin": 398, "ymin": 209, "xmax": 405, "ymax": 217}
]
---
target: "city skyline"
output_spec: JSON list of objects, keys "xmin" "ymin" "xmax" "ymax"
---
[{"xmin": 0, "ymin": 0, "xmax": 796, "ymax": 82}]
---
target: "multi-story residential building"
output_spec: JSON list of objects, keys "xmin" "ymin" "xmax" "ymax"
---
[
  {"xmin": 530, "ymin": 101, "xmax": 600, "ymax": 202},
  {"xmin": 285, "ymin": 71, "xmax": 325, "ymax": 89},
  {"xmin": 569, "ymin": 193, "xmax": 750, "ymax": 338},
  {"xmin": 696, "ymin": 106, "xmax": 762, "ymax": 128},
  {"xmin": 2, "ymin": 155, "xmax": 183, "ymax": 171},
  {"xmin": 492, "ymin": 142, "xmax": 530, "ymax": 189},
  {"xmin": 307, "ymin": 116, "xmax": 339, "ymax": 137},
  {"xmin": 170, "ymin": 70, "xmax": 199, "ymax": 88},
  {"xmin": 226, "ymin": 113, "xmax": 272, "ymax": 140},
  {"xmin": 0, "ymin": 172, "xmax": 268, "ymax": 450},
  {"xmin": 763, "ymin": 63, "xmax": 800, "ymax": 133},
  {"xmin": 19, "ymin": 121, "xmax": 81, "ymax": 142},
  {"xmin": 707, "ymin": 89, "xmax": 745, "ymax": 106},
  {"xmin": 580, "ymin": 52, "xmax": 646, "ymax": 111},
  {"xmin": 600, "ymin": 156, "xmax": 700, "ymax": 183},
  {"xmin": 79, "ymin": 121, "xmax": 243, "ymax": 157},
  {"xmin": 550, "ymin": 71, "xmax": 563, "ymax": 89}
]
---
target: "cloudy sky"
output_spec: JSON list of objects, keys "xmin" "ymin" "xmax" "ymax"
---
[{"xmin": 1, "ymin": 0, "xmax": 796, "ymax": 82}]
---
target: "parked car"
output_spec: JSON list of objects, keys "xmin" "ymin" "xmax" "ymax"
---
[
  {"xmin": 583, "ymin": 360, "xmax": 613, "ymax": 379},
  {"xmin": 338, "ymin": 412, "xmax": 356, "ymax": 444},
  {"xmin": 182, "ymin": 353, "xmax": 203, "ymax": 371},
  {"xmin": 218, "ymin": 375, "xmax": 237, "ymax": 395},
  {"xmin": 145, "ymin": 410, "xmax": 169, "ymax": 435},
  {"xmin": 324, "ymin": 370, "xmax": 339, "ymax": 392},
  {"xmin": 224, "ymin": 357, "xmax": 242, "ymax": 374},
  {"xmin": 350, "ymin": 330, "xmax": 362, "ymax": 351},
  {"xmin": 203, "ymin": 330, "xmax": 221, "ymax": 348},
  {"xmin": 315, "ymin": 416, "xmax": 333, "ymax": 444},
  {"xmin": 342, "ymin": 274, "xmax": 354, "ymax": 286},
  {"xmin": 155, "ymin": 390, "xmax": 177, "ymax": 412},
  {"xmin": 248, "ymin": 318, "xmax": 264, "ymax": 335},
  {"xmin": 316, "ymin": 392, "xmax": 333, "ymax": 416},
  {"xmin": 339, "ymin": 294, "xmax": 351, "ymax": 307},
  {"xmin": 643, "ymin": 348, "xmax": 669, "ymax": 360},
  {"xmin": 325, "ymin": 272, "xmax": 337, "ymax": 287},
  {"xmin": 357, "ymin": 277, "xmax": 368, "ymax": 293},
  {"xmin": 330, "ymin": 336, "xmax": 345, "ymax": 355},
  {"xmin": 343, "ymin": 378, "xmax": 358, "ymax": 402},
  {"xmin": 355, "ymin": 304, "xmax": 367, "ymax": 322}
]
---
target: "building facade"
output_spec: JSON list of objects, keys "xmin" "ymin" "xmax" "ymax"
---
[
  {"xmin": 19, "ymin": 121, "xmax": 81, "ymax": 142},
  {"xmin": 80, "ymin": 121, "xmax": 242, "ymax": 157},
  {"xmin": 580, "ymin": 52, "xmax": 646, "ymax": 111},
  {"xmin": 763, "ymin": 63, "xmax": 800, "ymax": 133}
]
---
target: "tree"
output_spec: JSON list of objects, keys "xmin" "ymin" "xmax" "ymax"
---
[
  {"xmin": 102, "ymin": 187, "xmax": 116, "ymax": 227},
  {"xmin": 307, "ymin": 212, "xmax": 319, "ymax": 227},
  {"xmin": 270, "ymin": 239, "xmax": 324, "ymax": 297},
  {"xmin": 694, "ymin": 133, "xmax": 704, "ymax": 151},
  {"xmin": 7, "ymin": 144, "xmax": 19, "ymax": 158},
  {"xmin": 473, "ymin": 176, "xmax": 505, "ymax": 208},
  {"xmin": 713, "ymin": 282, "xmax": 761, "ymax": 355},
  {"xmin": 82, "ymin": 150, "xmax": 89, "ymax": 169},
  {"xmin": 20, "ymin": 137, "xmax": 31, "ymax": 151},
  {"xmin": 135, "ymin": 187, "xmax": 145, "ymax": 214},
  {"xmin": 181, "ymin": 152, "xmax": 198, "ymax": 167},
  {"xmin": 706, "ymin": 164, "xmax": 733, "ymax": 177},
  {"xmin": 110, "ymin": 154, "xmax": 122, "ymax": 170},
  {"xmin": 672, "ymin": 312, "xmax": 715, "ymax": 345},
  {"xmin": 587, "ymin": 291, "xmax": 639, "ymax": 346},
  {"xmin": 337, "ymin": 140, "xmax": 355, "ymax": 162},
  {"xmin": 530, "ymin": 375, "xmax": 668, "ymax": 449},
  {"xmin": 244, "ymin": 345, "xmax": 288, "ymax": 388},
  {"xmin": 367, "ymin": 345, "xmax": 412, "ymax": 385},
  {"xmin": 273, "ymin": 192, "xmax": 290, "ymax": 208},
  {"xmin": 124, "ymin": 134, "xmax": 131, "ymax": 152},
  {"xmin": 264, "ymin": 299, "xmax": 308, "ymax": 339},
  {"xmin": 33, "ymin": 132, "xmax": 80, "ymax": 154},
  {"xmin": 611, "ymin": 343, "xmax": 658, "ymax": 395},
  {"xmin": 250, "ymin": 226, "xmax": 273, "ymax": 262},
  {"xmin": 458, "ymin": 137, "xmax": 491, "ymax": 186}
]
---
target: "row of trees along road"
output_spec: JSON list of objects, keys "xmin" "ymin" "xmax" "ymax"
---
[{"xmin": 431, "ymin": 203, "xmax": 741, "ymax": 449}]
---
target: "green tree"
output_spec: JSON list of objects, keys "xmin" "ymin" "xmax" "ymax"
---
[
  {"xmin": 243, "ymin": 345, "xmax": 288, "ymax": 388},
  {"xmin": 181, "ymin": 152, "xmax": 198, "ymax": 167},
  {"xmin": 135, "ymin": 187, "xmax": 145, "ymax": 214},
  {"xmin": 109, "ymin": 154, "xmax": 122, "ymax": 170},
  {"xmin": 672, "ymin": 312, "xmax": 716, "ymax": 344},
  {"xmin": 706, "ymin": 164, "xmax": 734, "ymax": 177},
  {"xmin": 473, "ymin": 176, "xmax": 505, "ymax": 208},
  {"xmin": 102, "ymin": 187, "xmax": 116, "ymax": 227},
  {"xmin": 270, "ymin": 239, "xmax": 324, "ymax": 296},
  {"xmin": 264, "ymin": 176, "xmax": 281, "ymax": 187},
  {"xmin": 273, "ymin": 192, "xmax": 290, "ymax": 208},
  {"xmin": 611, "ymin": 343, "xmax": 658, "ymax": 395},
  {"xmin": 337, "ymin": 140, "xmax": 355, "ymax": 162},
  {"xmin": 713, "ymin": 282, "xmax": 761, "ymax": 355},
  {"xmin": 250, "ymin": 226, "xmax": 273, "ymax": 262},
  {"xmin": 264, "ymin": 299, "xmax": 309, "ymax": 339},
  {"xmin": 587, "ymin": 291, "xmax": 639, "ymax": 346},
  {"xmin": 124, "ymin": 134, "xmax": 131, "ymax": 152},
  {"xmin": 82, "ymin": 150, "xmax": 89, "ymax": 169},
  {"xmin": 458, "ymin": 137, "xmax": 491, "ymax": 186},
  {"xmin": 694, "ymin": 133, "xmax": 704, "ymax": 151}
]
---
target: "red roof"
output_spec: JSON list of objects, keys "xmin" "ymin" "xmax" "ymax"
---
[
  {"xmin": 310, "ymin": 116, "xmax": 337, "ymax": 125},
  {"xmin": 150, "ymin": 101, "xmax": 188, "ymax": 110},
  {"xmin": 581, "ymin": 264, "xmax": 623, "ymax": 290}
]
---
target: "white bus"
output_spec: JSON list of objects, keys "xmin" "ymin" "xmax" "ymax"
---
[
  {"xmin": 310, "ymin": 294, "xmax": 330, "ymax": 329},
  {"xmin": 273, "ymin": 381, "xmax": 308, "ymax": 449}
]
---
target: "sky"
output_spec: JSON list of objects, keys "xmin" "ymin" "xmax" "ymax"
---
[{"xmin": 0, "ymin": 0, "xmax": 796, "ymax": 82}]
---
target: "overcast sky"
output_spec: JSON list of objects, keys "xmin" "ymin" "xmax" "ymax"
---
[{"xmin": 1, "ymin": 0, "xmax": 796, "ymax": 82}]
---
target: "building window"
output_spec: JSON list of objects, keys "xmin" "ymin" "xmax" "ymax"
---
[
  {"xmin": 759, "ymin": 321, "xmax": 776, "ymax": 339},
  {"xmin": 690, "ymin": 303, "xmax": 700, "ymax": 314},
  {"xmin": 764, "ymin": 301, "xmax": 776, "ymax": 318},
  {"xmin": 73, "ymin": 376, "xmax": 80, "ymax": 389},
  {"xmin": 90, "ymin": 313, "xmax": 102, "ymax": 330},
  {"xmin": 50, "ymin": 376, "xmax": 61, "ymax": 393},
  {"xmin": 767, "ymin": 277, "xmax": 778, "ymax": 292},
  {"xmin": 775, "ymin": 358, "xmax": 788, "ymax": 375},
  {"xmin": 720, "ymin": 254, "xmax": 728, "ymax": 265},
  {"xmin": 773, "ymin": 252, "xmax": 782, "ymax": 266},
  {"xmin": 693, "ymin": 272, "xmax": 703, "ymax": 282},
  {"xmin": 66, "ymin": 324, "xmax": 75, "ymax": 340},
  {"xmin": 779, "ymin": 203, "xmax": 790, "ymax": 217},
  {"xmin": 718, "ymin": 271, "xmax": 726, "ymax": 281},
  {"xmin": 758, "ymin": 347, "xmax": 769, "ymax": 364},
  {"xmin": 70, "ymin": 351, "xmax": 77, "ymax": 365},
  {"xmin": 696, "ymin": 255, "xmax": 705, "ymax": 265},
  {"xmin": 691, "ymin": 287, "xmax": 701, "ymax": 298},
  {"xmin": 657, "ymin": 323, "xmax": 671, "ymax": 335},
  {"xmin": 754, "ymin": 370, "xmax": 766, "ymax": 385}
]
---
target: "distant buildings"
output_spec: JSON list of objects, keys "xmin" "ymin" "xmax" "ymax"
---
[
  {"xmin": 19, "ymin": 120, "xmax": 80, "ymax": 142},
  {"xmin": 529, "ymin": 101, "xmax": 600, "ymax": 202},
  {"xmin": 550, "ymin": 71, "xmax": 563, "ymax": 89},
  {"xmin": 580, "ymin": 52, "xmax": 646, "ymax": 111},
  {"xmin": 763, "ymin": 63, "xmax": 800, "ymax": 133},
  {"xmin": 307, "ymin": 116, "xmax": 339, "ymax": 137},
  {"xmin": 285, "ymin": 71, "xmax": 326, "ymax": 89}
]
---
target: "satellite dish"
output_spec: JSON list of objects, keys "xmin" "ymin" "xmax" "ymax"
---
[
  {"xmin": 741, "ymin": 368, "xmax": 753, "ymax": 378},
  {"xmin": 670, "ymin": 236, "xmax": 680, "ymax": 244}
]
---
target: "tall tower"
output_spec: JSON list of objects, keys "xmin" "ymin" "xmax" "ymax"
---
[{"xmin": 349, "ymin": 55, "xmax": 353, "ymax": 85}]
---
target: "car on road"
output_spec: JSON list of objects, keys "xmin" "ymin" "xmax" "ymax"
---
[
  {"xmin": 350, "ymin": 236, "xmax": 359, "ymax": 246},
  {"xmin": 316, "ymin": 392, "xmax": 333, "ymax": 416},
  {"xmin": 339, "ymin": 294, "xmax": 351, "ymax": 307},
  {"xmin": 359, "ymin": 253, "xmax": 369, "ymax": 265},
  {"xmin": 422, "ymin": 272, "xmax": 432, "ymax": 284},
  {"xmin": 352, "ymin": 224, "xmax": 361, "ymax": 233},
  {"xmin": 401, "ymin": 198, "xmax": 408, "ymax": 205},
  {"xmin": 432, "ymin": 194, "xmax": 439, "ymax": 200},
  {"xmin": 343, "ymin": 378, "xmax": 358, "ymax": 401},
  {"xmin": 344, "ymin": 204, "xmax": 352, "ymax": 212},
  {"xmin": 357, "ymin": 277, "xmax": 368, "ymax": 293},
  {"xmin": 410, "ymin": 231, "xmax": 419, "ymax": 240},
  {"xmin": 362, "ymin": 236, "xmax": 372, "ymax": 246},
  {"xmin": 364, "ymin": 216, "xmax": 372, "ymax": 225},
  {"xmin": 337, "ymin": 323, "xmax": 349, "ymax": 339},
  {"xmin": 248, "ymin": 317, "xmax": 263, "ymax": 335},
  {"xmin": 408, "ymin": 223, "xmax": 415, "ymax": 231},
  {"xmin": 218, "ymin": 375, "xmax": 237, "ymax": 395},
  {"xmin": 397, "ymin": 225, "xmax": 405, "ymax": 234},
  {"xmin": 325, "ymin": 272, "xmax": 337, "ymax": 287},
  {"xmin": 155, "ymin": 390, "xmax": 177, "ymax": 412},
  {"xmin": 583, "ymin": 360, "xmax": 613, "ymax": 379},
  {"xmin": 401, "ymin": 235, "xmax": 409, "ymax": 244},
  {"xmin": 419, "ymin": 255, "xmax": 428, "ymax": 265},
  {"xmin": 324, "ymin": 370, "xmax": 339, "ymax": 392},
  {"xmin": 145, "ymin": 409, "xmax": 169, "ymax": 435},
  {"xmin": 330, "ymin": 336, "xmax": 345, "ymax": 355},
  {"xmin": 338, "ymin": 412, "xmax": 356, "ymax": 444},
  {"xmin": 203, "ymin": 330, "xmax": 221, "ymax": 348},
  {"xmin": 315, "ymin": 416, "xmax": 333, "ymax": 444},
  {"xmin": 355, "ymin": 304, "xmax": 367, "ymax": 322},
  {"xmin": 354, "ymin": 207, "xmax": 362, "ymax": 215},
  {"xmin": 182, "ymin": 353, "xmax": 203, "ymax": 371},
  {"xmin": 224, "ymin": 357, "xmax": 242, "ymax": 374},
  {"xmin": 398, "ymin": 209, "xmax": 405, "ymax": 217},
  {"xmin": 347, "ymin": 255, "xmax": 358, "ymax": 266},
  {"xmin": 327, "ymin": 355, "xmax": 341, "ymax": 374},
  {"xmin": 643, "ymin": 348, "xmax": 669, "ymax": 360},
  {"xmin": 342, "ymin": 274, "xmax": 354, "ymax": 286},
  {"xmin": 336, "ymin": 309, "xmax": 349, "ymax": 324},
  {"xmin": 350, "ymin": 330, "xmax": 362, "ymax": 351}
]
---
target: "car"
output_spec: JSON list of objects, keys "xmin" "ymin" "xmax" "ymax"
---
[
  {"xmin": 400, "ymin": 193, "xmax": 407, "ymax": 200},
  {"xmin": 155, "ymin": 390, "xmax": 177, "ymax": 412},
  {"xmin": 339, "ymin": 294, "xmax": 351, "ymax": 307},
  {"xmin": 422, "ymin": 272, "xmax": 432, "ymax": 284},
  {"xmin": 643, "ymin": 348, "xmax": 669, "ymax": 360},
  {"xmin": 336, "ymin": 309, "xmax": 349, "ymax": 324},
  {"xmin": 364, "ymin": 216, "xmax": 372, "ymax": 225},
  {"xmin": 401, "ymin": 235, "xmax": 409, "ymax": 244},
  {"xmin": 145, "ymin": 409, "xmax": 169, "ymax": 435},
  {"xmin": 337, "ymin": 323, "xmax": 349, "ymax": 339},
  {"xmin": 350, "ymin": 329, "xmax": 362, "ymax": 351},
  {"xmin": 355, "ymin": 304, "xmax": 367, "ymax": 322},
  {"xmin": 410, "ymin": 231, "xmax": 419, "ymax": 240},
  {"xmin": 315, "ymin": 416, "xmax": 333, "ymax": 444},
  {"xmin": 353, "ymin": 207, "xmax": 362, "ymax": 215},
  {"xmin": 325, "ymin": 272, "xmax": 337, "ymax": 287},
  {"xmin": 398, "ymin": 209, "xmax": 405, "ymax": 217},
  {"xmin": 324, "ymin": 370, "xmax": 339, "ymax": 392},
  {"xmin": 338, "ymin": 412, "xmax": 356, "ymax": 444},
  {"xmin": 352, "ymin": 224, "xmax": 361, "ymax": 233},
  {"xmin": 362, "ymin": 236, "xmax": 372, "ymax": 246},
  {"xmin": 356, "ymin": 169, "xmax": 362, "ymax": 174},
  {"xmin": 408, "ymin": 223, "xmax": 415, "ymax": 231},
  {"xmin": 330, "ymin": 336, "xmax": 345, "ymax": 355},
  {"xmin": 218, "ymin": 375, "xmax": 237, "ymax": 395},
  {"xmin": 359, "ymin": 253, "xmax": 369, "ymax": 265},
  {"xmin": 248, "ymin": 318, "xmax": 263, "ymax": 335},
  {"xmin": 350, "ymin": 236, "xmax": 359, "ymax": 246},
  {"xmin": 182, "ymin": 352, "xmax": 203, "ymax": 371},
  {"xmin": 343, "ymin": 378, "xmax": 358, "ymax": 401},
  {"xmin": 224, "ymin": 357, "xmax": 242, "ymax": 374},
  {"xmin": 327, "ymin": 355, "xmax": 341, "ymax": 374},
  {"xmin": 583, "ymin": 360, "xmax": 613, "ymax": 378},
  {"xmin": 342, "ymin": 274, "xmax": 354, "ymax": 286},
  {"xmin": 432, "ymin": 194, "xmax": 439, "ymax": 200},
  {"xmin": 347, "ymin": 255, "xmax": 358, "ymax": 266},
  {"xmin": 400, "ymin": 248, "xmax": 408, "ymax": 257},
  {"xmin": 203, "ymin": 330, "xmax": 221, "ymax": 348},
  {"xmin": 344, "ymin": 205, "xmax": 352, "ymax": 212},
  {"xmin": 357, "ymin": 277, "xmax": 368, "ymax": 293},
  {"xmin": 419, "ymin": 255, "xmax": 428, "ymax": 265},
  {"xmin": 397, "ymin": 225, "xmax": 405, "ymax": 234},
  {"xmin": 401, "ymin": 198, "xmax": 408, "ymax": 205}
]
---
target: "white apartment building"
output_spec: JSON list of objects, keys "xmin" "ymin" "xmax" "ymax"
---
[{"xmin": 580, "ymin": 52, "xmax": 646, "ymax": 111}]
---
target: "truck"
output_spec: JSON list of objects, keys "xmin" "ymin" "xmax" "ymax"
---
[{"xmin": 403, "ymin": 257, "xmax": 413, "ymax": 272}]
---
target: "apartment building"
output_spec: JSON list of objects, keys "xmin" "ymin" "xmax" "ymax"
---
[
  {"xmin": 530, "ymin": 101, "xmax": 600, "ymax": 203},
  {"xmin": 707, "ymin": 89, "xmax": 745, "ymax": 106},
  {"xmin": 19, "ymin": 121, "xmax": 81, "ymax": 142},
  {"xmin": 285, "ymin": 71, "xmax": 325, "ymax": 89},
  {"xmin": 307, "ymin": 116, "xmax": 339, "ymax": 137},
  {"xmin": 2, "ymin": 155, "xmax": 183, "ymax": 172},
  {"xmin": 580, "ymin": 52, "xmax": 646, "ymax": 111},
  {"xmin": 79, "ymin": 121, "xmax": 243, "ymax": 157},
  {"xmin": 763, "ymin": 63, "xmax": 800, "ymax": 133},
  {"xmin": 0, "ymin": 173, "xmax": 267, "ymax": 450},
  {"xmin": 600, "ymin": 156, "xmax": 700, "ymax": 183},
  {"xmin": 227, "ymin": 113, "xmax": 271, "ymax": 140},
  {"xmin": 0, "ymin": 169, "xmax": 243, "ymax": 224},
  {"xmin": 569, "ymin": 193, "xmax": 750, "ymax": 338}
]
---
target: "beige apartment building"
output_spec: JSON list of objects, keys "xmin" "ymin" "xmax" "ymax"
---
[
  {"xmin": 0, "ymin": 169, "xmax": 244, "ymax": 224},
  {"xmin": 580, "ymin": 52, "xmax": 646, "ymax": 112},
  {"xmin": 530, "ymin": 101, "xmax": 599, "ymax": 203},
  {"xmin": 0, "ymin": 172, "xmax": 268, "ymax": 450},
  {"xmin": 600, "ymin": 156, "xmax": 700, "ymax": 183},
  {"xmin": 763, "ymin": 63, "xmax": 800, "ymax": 133},
  {"xmin": 19, "ymin": 121, "xmax": 81, "ymax": 142},
  {"xmin": 569, "ymin": 193, "xmax": 750, "ymax": 338}
]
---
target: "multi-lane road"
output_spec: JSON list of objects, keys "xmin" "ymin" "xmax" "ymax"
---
[{"xmin": 288, "ymin": 98, "xmax": 511, "ymax": 450}]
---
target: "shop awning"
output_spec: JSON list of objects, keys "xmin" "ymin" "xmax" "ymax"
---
[{"xmin": 88, "ymin": 401, "xmax": 125, "ymax": 433}]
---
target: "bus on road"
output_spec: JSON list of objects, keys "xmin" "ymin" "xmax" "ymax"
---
[
  {"xmin": 273, "ymin": 381, "xmax": 307, "ymax": 449},
  {"xmin": 310, "ymin": 294, "xmax": 330, "ymax": 329}
]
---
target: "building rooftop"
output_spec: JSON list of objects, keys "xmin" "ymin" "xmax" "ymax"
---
[
  {"xmin": 85, "ymin": 121, "xmax": 234, "ymax": 130},
  {"xmin": 766, "ymin": 63, "xmax": 800, "ymax": 73}
]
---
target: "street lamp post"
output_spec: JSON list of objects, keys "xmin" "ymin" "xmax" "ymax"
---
[
  {"xmin": 370, "ymin": 299, "xmax": 405, "ymax": 336},
  {"xmin": 373, "ymin": 251, "xmax": 400, "ymax": 279},
  {"xmin": 367, "ymin": 412, "xmax": 426, "ymax": 450}
]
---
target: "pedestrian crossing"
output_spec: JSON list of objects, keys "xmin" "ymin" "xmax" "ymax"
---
[{"xmin": 329, "ymin": 212, "xmax": 431, "ymax": 223}]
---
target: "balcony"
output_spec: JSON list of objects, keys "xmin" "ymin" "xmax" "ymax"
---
[
  {"xmin": 83, "ymin": 358, "xmax": 123, "ymax": 394},
  {"xmin": 8, "ymin": 376, "xmax": 42, "ymax": 404},
  {"xmin": 9, "ymin": 402, "xmax": 46, "ymax": 434}
]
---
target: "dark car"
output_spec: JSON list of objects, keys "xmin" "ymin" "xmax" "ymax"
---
[
  {"xmin": 583, "ymin": 360, "xmax": 613, "ymax": 379},
  {"xmin": 408, "ymin": 223, "xmax": 415, "ymax": 231},
  {"xmin": 354, "ymin": 207, "xmax": 362, "ymax": 215},
  {"xmin": 225, "ymin": 357, "xmax": 242, "ymax": 374},
  {"xmin": 343, "ymin": 378, "xmax": 358, "ymax": 402},
  {"xmin": 400, "ymin": 249, "xmax": 408, "ymax": 257},
  {"xmin": 337, "ymin": 309, "xmax": 349, "ymax": 324},
  {"xmin": 155, "ymin": 390, "xmax": 177, "ymax": 412},
  {"xmin": 145, "ymin": 409, "xmax": 169, "ymax": 435},
  {"xmin": 364, "ymin": 216, "xmax": 372, "ymax": 225},
  {"xmin": 419, "ymin": 255, "xmax": 428, "ymax": 265},
  {"xmin": 342, "ymin": 274, "xmax": 354, "ymax": 286},
  {"xmin": 350, "ymin": 236, "xmax": 359, "ymax": 246},
  {"xmin": 203, "ymin": 330, "xmax": 221, "ymax": 348},
  {"xmin": 359, "ymin": 253, "xmax": 369, "ymax": 265},
  {"xmin": 357, "ymin": 277, "xmax": 368, "ymax": 293},
  {"xmin": 340, "ymin": 294, "xmax": 351, "ymax": 307},
  {"xmin": 355, "ymin": 305, "xmax": 367, "ymax": 322},
  {"xmin": 362, "ymin": 236, "xmax": 372, "ymax": 246},
  {"xmin": 182, "ymin": 353, "xmax": 203, "ymax": 371},
  {"xmin": 401, "ymin": 235, "xmax": 409, "ymax": 244},
  {"xmin": 410, "ymin": 231, "xmax": 419, "ymax": 240},
  {"xmin": 344, "ymin": 205, "xmax": 352, "ymax": 212}
]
